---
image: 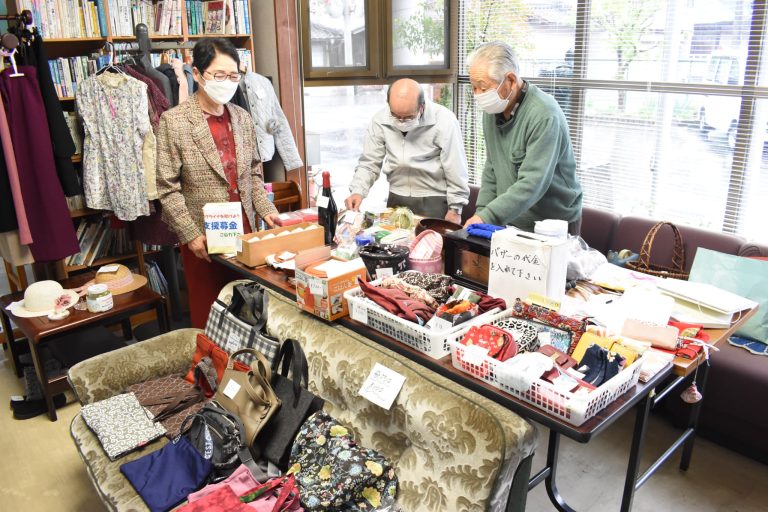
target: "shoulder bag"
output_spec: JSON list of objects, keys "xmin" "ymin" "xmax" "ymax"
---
[
  {"xmin": 215, "ymin": 349, "xmax": 282, "ymax": 450},
  {"xmin": 256, "ymin": 339, "xmax": 325, "ymax": 469}
]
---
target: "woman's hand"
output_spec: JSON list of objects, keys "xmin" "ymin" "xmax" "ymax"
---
[
  {"xmin": 188, "ymin": 235, "xmax": 210, "ymax": 262},
  {"xmin": 262, "ymin": 213, "xmax": 280, "ymax": 228}
]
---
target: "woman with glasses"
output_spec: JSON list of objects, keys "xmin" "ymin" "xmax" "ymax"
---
[{"xmin": 156, "ymin": 38, "xmax": 279, "ymax": 328}]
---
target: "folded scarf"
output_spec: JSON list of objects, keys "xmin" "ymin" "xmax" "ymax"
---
[
  {"xmin": 466, "ymin": 223, "xmax": 506, "ymax": 240},
  {"xmin": 380, "ymin": 276, "xmax": 438, "ymax": 308},
  {"xmin": 358, "ymin": 279, "xmax": 434, "ymax": 324},
  {"xmin": 396, "ymin": 271, "xmax": 453, "ymax": 304}
]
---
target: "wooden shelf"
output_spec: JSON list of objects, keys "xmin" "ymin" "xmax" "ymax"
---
[
  {"xmin": 187, "ymin": 34, "xmax": 251, "ymax": 39},
  {"xmin": 68, "ymin": 208, "xmax": 99, "ymax": 218},
  {"xmin": 59, "ymin": 96, "xmax": 75, "ymax": 101},
  {"xmin": 66, "ymin": 250, "xmax": 162, "ymax": 271},
  {"xmin": 45, "ymin": 37, "xmax": 107, "ymax": 43},
  {"xmin": 111, "ymin": 34, "xmax": 184, "ymax": 41},
  {"xmin": 71, "ymin": 155, "xmax": 82, "ymax": 163}
]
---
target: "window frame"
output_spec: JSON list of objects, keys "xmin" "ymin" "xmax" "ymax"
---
[
  {"xmin": 300, "ymin": 0, "xmax": 457, "ymax": 85},
  {"xmin": 455, "ymin": 0, "xmax": 768, "ymax": 238}
]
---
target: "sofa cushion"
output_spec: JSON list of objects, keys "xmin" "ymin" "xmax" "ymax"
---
[
  {"xmin": 266, "ymin": 290, "xmax": 537, "ymax": 512},
  {"xmin": 738, "ymin": 242, "xmax": 768, "ymax": 258},
  {"xmin": 610, "ymin": 216, "xmax": 745, "ymax": 272},
  {"xmin": 580, "ymin": 207, "xmax": 620, "ymax": 254}
]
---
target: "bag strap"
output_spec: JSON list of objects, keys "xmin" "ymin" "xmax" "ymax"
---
[
  {"xmin": 194, "ymin": 356, "xmax": 219, "ymax": 392},
  {"xmin": 231, "ymin": 283, "xmax": 269, "ymax": 332},
  {"xmin": 274, "ymin": 339, "xmax": 310, "ymax": 406},
  {"xmin": 226, "ymin": 349, "xmax": 276, "ymax": 407},
  {"xmin": 240, "ymin": 474, "xmax": 298, "ymax": 511}
]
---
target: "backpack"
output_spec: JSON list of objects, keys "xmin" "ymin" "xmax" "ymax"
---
[{"xmin": 181, "ymin": 401, "xmax": 263, "ymax": 483}]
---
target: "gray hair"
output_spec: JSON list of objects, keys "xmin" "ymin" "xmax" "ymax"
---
[{"xmin": 466, "ymin": 41, "xmax": 520, "ymax": 82}]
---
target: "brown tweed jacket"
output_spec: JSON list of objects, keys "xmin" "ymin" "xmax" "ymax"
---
[{"xmin": 156, "ymin": 93, "xmax": 278, "ymax": 244}]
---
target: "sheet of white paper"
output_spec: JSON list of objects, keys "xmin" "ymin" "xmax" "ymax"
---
[
  {"xmin": 461, "ymin": 344, "xmax": 489, "ymax": 367},
  {"xmin": 223, "ymin": 379, "xmax": 241, "ymax": 400},
  {"xmin": 308, "ymin": 278, "xmax": 325, "ymax": 295},
  {"xmin": 316, "ymin": 195, "xmax": 330, "ymax": 209},
  {"xmin": 350, "ymin": 302, "xmax": 368, "ymax": 324},
  {"xmin": 358, "ymin": 363, "xmax": 406, "ymax": 410},
  {"xmin": 98, "ymin": 265, "xmax": 120, "ymax": 273}
]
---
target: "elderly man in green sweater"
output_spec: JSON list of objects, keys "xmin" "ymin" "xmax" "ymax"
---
[{"xmin": 463, "ymin": 41, "xmax": 583, "ymax": 235}]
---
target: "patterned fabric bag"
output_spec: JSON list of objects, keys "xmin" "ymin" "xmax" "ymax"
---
[
  {"xmin": 126, "ymin": 374, "xmax": 207, "ymax": 438},
  {"xmin": 205, "ymin": 300, "xmax": 280, "ymax": 367},
  {"xmin": 288, "ymin": 411, "xmax": 398, "ymax": 511},
  {"xmin": 511, "ymin": 298, "xmax": 588, "ymax": 355},
  {"xmin": 81, "ymin": 393, "xmax": 166, "ymax": 461}
]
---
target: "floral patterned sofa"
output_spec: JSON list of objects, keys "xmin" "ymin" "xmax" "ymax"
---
[{"xmin": 68, "ymin": 289, "xmax": 537, "ymax": 512}]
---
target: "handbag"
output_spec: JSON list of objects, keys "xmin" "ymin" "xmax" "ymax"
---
[
  {"xmin": 289, "ymin": 411, "xmax": 398, "ymax": 511},
  {"xmin": 511, "ymin": 298, "xmax": 588, "ymax": 355},
  {"xmin": 256, "ymin": 339, "xmax": 325, "ymax": 470},
  {"xmin": 625, "ymin": 221, "xmax": 690, "ymax": 280},
  {"xmin": 205, "ymin": 300, "xmax": 280, "ymax": 367},
  {"xmin": 215, "ymin": 349, "xmax": 282, "ymax": 449},
  {"xmin": 186, "ymin": 333, "xmax": 252, "ymax": 397},
  {"xmin": 120, "ymin": 436, "xmax": 212, "ymax": 512},
  {"xmin": 177, "ymin": 486, "xmax": 251, "ymax": 512},
  {"xmin": 457, "ymin": 324, "xmax": 517, "ymax": 378},
  {"xmin": 126, "ymin": 374, "xmax": 207, "ymax": 438}
]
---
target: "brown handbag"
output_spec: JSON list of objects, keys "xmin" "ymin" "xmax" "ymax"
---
[{"xmin": 214, "ymin": 348, "xmax": 281, "ymax": 448}]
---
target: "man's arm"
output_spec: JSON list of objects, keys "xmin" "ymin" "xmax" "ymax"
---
[
  {"xmin": 349, "ymin": 117, "xmax": 387, "ymax": 197},
  {"xmin": 439, "ymin": 115, "xmax": 470, "ymax": 213},
  {"xmin": 478, "ymin": 117, "xmax": 561, "ymax": 226}
]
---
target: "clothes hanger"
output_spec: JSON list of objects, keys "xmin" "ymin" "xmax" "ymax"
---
[
  {"xmin": 0, "ymin": 34, "xmax": 23, "ymax": 78},
  {"xmin": 96, "ymin": 42, "xmax": 126, "ymax": 76}
]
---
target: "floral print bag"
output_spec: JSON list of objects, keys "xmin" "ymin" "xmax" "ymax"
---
[{"xmin": 288, "ymin": 411, "xmax": 398, "ymax": 511}]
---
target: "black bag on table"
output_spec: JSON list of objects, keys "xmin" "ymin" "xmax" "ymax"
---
[{"xmin": 255, "ymin": 339, "xmax": 325, "ymax": 470}]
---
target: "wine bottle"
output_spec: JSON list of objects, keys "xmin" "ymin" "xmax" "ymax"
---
[{"xmin": 317, "ymin": 171, "xmax": 337, "ymax": 245}]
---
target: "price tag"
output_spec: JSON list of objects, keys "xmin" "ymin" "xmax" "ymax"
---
[
  {"xmin": 279, "ymin": 213, "xmax": 291, "ymax": 220},
  {"xmin": 426, "ymin": 315, "xmax": 454, "ymax": 332},
  {"xmin": 461, "ymin": 344, "xmax": 489, "ymax": 367},
  {"xmin": 225, "ymin": 333, "xmax": 241, "ymax": 353},
  {"xmin": 222, "ymin": 379, "xmax": 241, "ymax": 400},
  {"xmin": 358, "ymin": 363, "xmax": 406, "ymax": 410},
  {"xmin": 350, "ymin": 303, "xmax": 368, "ymax": 324},
  {"xmin": 342, "ymin": 210, "xmax": 357, "ymax": 224},
  {"xmin": 98, "ymin": 265, "xmax": 120, "ymax": 273},
  {"xmin": 308, "ymin": 278, "xmax": 325, "ymax": 295},
  {"xmin": 375, "ymin": 267, "xmax": 394, "ymax": 280},
  {"xmin": 317, "ymin": 194, "xmax": 330, "ymax": 209},
  {"xmin": 236, "ymin": 237, "xmax": 243, "ymax": 253}
]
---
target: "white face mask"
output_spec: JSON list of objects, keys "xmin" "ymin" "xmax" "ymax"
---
[
  {"xmin": 475, "ymin": 80, "xmax": 513, "ymax": 114},
  {"xmin": 392, "ymin": 116, "xmax": 420, "ymax": 132},
  {"xmin": 201, "ymin": 76, "xmax": 239, "ymax": 105}
]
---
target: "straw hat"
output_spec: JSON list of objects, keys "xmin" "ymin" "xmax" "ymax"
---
[
  {"xmin": 7, "ymin": 281, "xmax": 80, "ymax": 318},
  {"xmin": 85, "ymin": 264, "xmax": 148, "ymax": 295}
]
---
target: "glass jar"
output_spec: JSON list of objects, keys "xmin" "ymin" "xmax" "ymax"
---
[{"xmin": 86, "ymin": 284, "xmax": 114, "ymax": 313}]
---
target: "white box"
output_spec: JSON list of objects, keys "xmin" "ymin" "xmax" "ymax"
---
[{"xmin": 487, "ymin": 228, "xmax": 569, "ymax": 304}]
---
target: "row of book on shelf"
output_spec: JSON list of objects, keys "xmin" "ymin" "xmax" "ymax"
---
[
  {"xmin": 68, "ymin": 216, "xmax": 161, "ymax": 268},
  {"xmin": 49, "ymin": 47, "xmax": 251, "ymax": 99},
  {"xmin": 144, "ymin": 260, "xmax": 169, "ymax": 296},
  {"xmin": 110, "ymin": 0, "xmax": 183, "ymax": 36},
  {"xmin": 19, "ymin": 0, "xmax": 107, "ymax": 39},
  {"xmin": 186, "ymin": 0, "xmax": 250, "ymax": 35}
]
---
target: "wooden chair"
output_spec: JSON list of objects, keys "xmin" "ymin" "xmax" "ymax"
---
[{"xmin": 255, "ymin": 181, "xmax": 302, "ymax": 230}]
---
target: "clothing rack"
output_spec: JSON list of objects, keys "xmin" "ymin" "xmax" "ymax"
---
[{"xmin": 0, "ymin": 10, "xmax": 33, "ymax": 26}]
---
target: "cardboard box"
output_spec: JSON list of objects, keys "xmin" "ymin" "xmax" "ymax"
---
[
  {"xmin": 236, "ymin": 222, "xmax": 325, "ymax": 267},
  {"xmin": 295, "ymin": 246, "xmax": 368, "ymax": 321},
  {"xmin": 274, "ymin": 212, "xmax": 304, "ymax": 227}
]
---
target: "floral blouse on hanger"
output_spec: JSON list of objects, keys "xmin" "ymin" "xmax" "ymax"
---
[{"xmin": 77, "ymin": 72, "xmax": 151, "ymax": 221}]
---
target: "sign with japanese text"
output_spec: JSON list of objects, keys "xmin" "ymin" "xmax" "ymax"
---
[
  {"xmin": 203, "ymin": 202, "xmax": 244, "ymax": 254},
  {"xmin": 488, "ymin": 228, "xmax": 569, "ymax": 304}
]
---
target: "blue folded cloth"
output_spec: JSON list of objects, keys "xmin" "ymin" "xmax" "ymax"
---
[{"xmin": 467, "ymin": 223, "xmax": 506, "ymax": 240}]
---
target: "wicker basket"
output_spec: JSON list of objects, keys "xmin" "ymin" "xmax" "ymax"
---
[{"xmin": 626, "ymin": 221, "xmax": 689, "ymax": 280}]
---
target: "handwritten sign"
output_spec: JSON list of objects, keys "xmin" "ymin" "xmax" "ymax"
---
[
  {"xmin": 488, "ymin": 228, "xmax": 569, "ymax": 304},
  {"xmin": 358, "ymin": 363, "xmax": 406, "ymax": 410},
  {"xmin": 203, "ymin": 203, "xmax": 244, "ymax": 254}
]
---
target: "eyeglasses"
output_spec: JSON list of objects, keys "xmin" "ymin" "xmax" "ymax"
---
[{"xmin": 204, "ymin": 70, "xmax": 243, "ymax": 83}]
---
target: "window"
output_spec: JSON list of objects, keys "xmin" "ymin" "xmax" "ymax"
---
[
  {"xmin": 457, "ymin": 0, "xmax": 768, "ymax": 243},
  {"xmin": 301, "ymin": 0, "xmax": 452, "ymax": 81}
]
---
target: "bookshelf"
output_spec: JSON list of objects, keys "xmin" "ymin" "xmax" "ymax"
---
[{"xmin": 6, "ymin": 0, "xmax": 256, "ymax": 285}]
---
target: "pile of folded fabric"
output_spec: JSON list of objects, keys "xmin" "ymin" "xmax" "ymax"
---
[{"xmin": 356, "ymin": 271, "xmax": 506, "ymax": 328}]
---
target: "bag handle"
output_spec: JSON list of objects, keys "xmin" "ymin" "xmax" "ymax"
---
[
  {"xmin": 273, "ymin": 339, "xmax": 310, "ymax": 407},
  {"xmin": 240, "ymin": 474, "xmax": 299, "ymax": 511},
  {"xmin": 227, "ymin": 349, "xmax": 276, "ymax": 407},
  {"xmin": 636, "ymin": 221, "xmax": 686, "ymax": 273},
  {"xmin": 230, "ymin": 283, "xmax": 269, "ymax": 332}
]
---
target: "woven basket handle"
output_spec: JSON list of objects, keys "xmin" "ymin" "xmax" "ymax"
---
[{"xmin": 637, "ymin": 221, "xmax": 686, "ymax": 272}]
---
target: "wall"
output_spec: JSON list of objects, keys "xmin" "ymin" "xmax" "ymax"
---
[{"xmin": 251, "ymin": 0, "xmax": 280, "ymax": 96}]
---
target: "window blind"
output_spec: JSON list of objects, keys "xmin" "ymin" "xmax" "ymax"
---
[{"xmin": 457, "ymin": 0, "xmax": 768, "ymax": 243}]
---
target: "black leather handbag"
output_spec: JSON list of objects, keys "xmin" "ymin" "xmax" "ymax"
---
[{"xmin": 255, "ymin": 339, "xmax": 325, "ymax": 470}]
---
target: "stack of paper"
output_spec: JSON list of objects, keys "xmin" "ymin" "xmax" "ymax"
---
[{"xmin": 656, "ymin": 278, "xmax": 757, "ymax": 328}]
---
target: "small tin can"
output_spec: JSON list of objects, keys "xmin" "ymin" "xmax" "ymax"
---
[{"xmin": 86, "ymin": 284, "xmax": 114, "ymax": 313}]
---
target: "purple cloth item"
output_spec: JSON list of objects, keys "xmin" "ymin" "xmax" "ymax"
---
[
  {"xmin": 0, "ymin": 98, "xmax": 31, "ymax": 244},
  {"xmin": 125, "ymin": 65, "xmax": 171, "ymax": 129},
  {"xmin": 0, "ymin": 67, "xmax": 79, "ymax": 261},
  {"xmin": 358, "ymin": 278, "xmax": 434, "ymax": 324}
]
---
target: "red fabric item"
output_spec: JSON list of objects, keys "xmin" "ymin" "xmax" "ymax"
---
[
  {"xmin": 357, "ymin": 279, "xmax": 434, "ymax": 323},
  {"xmin": 180, "ymin": 244, "xmax": 248, "ymax": 329},
  {"xmin": 185, "ymin": 333, "xmax": 250, "ymax": 397},
  {"xmin": 124, "ymin": 65, "xmax": 171, "ymax": 129},
  {"xmin": 206, "ymin": 109, "xmax": 251, "ymax": 234},
  {"xmin": 177, "ymin": 486, "xmax": 250, "ymax": 512}
]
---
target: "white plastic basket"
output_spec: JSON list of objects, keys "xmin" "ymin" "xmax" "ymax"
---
[
  {"xmin": 343, "ymin": 283, "xmax": 505, "ymax": 359},
  {"xmin": 449, "ymin": 339, "xmax": 643, "ymax": 426}
]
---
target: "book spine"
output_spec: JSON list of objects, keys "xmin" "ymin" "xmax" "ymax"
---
[{"xmin": 243, "ymin": 0, "xmax": 250, "ymax": 35}]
